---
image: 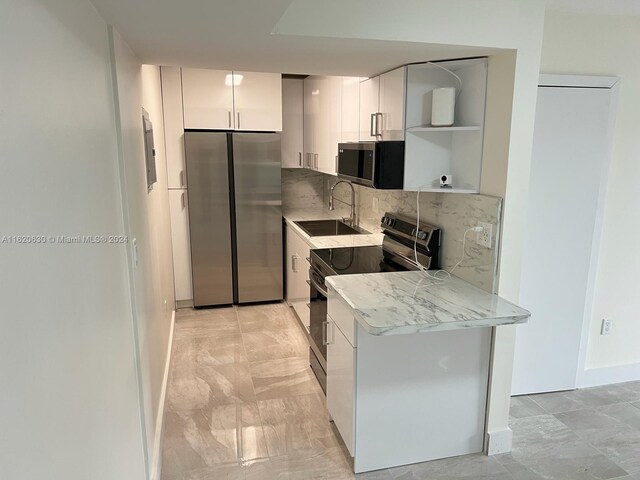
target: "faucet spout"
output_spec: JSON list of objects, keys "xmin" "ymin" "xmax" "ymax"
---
[{"xmin": 329, "ymin": 180, "xmax": 356, "ymax": 226}]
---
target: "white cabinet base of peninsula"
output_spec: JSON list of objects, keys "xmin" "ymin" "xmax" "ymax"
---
[{"xmin": 327, "ymin": 287, "xmax": 491, "ymax": 473}]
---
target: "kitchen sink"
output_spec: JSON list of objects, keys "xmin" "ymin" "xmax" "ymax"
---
[{"xmin": 294, "ymin": 219, "xmax": 369, "ymax": 237}]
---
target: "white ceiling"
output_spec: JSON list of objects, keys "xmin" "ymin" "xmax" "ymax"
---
[
  {"xmin": 89, "ymin": 0, "xmax": 499, "ymax": 77},
  {"xmin": 546, "ymin": 0, "xmax": 640, "ymax": 17},
  {"xmin": 90, "ymin": 0, "xmax": 640, "ymax": 77}
]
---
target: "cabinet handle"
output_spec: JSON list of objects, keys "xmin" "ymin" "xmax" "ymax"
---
[
  {"xmin": 298, "ymin": 152, "xmax": 302, "ymax": 167},
  {"xmin": 180, "ymin": 192, "xmax": 186, "ymax": 210},
  {"xmin": 228, "ymin": 111, "xmax": 232, "ymax": 129},
  {"xmin": 237, "ymin": 111, "xmax": 240, "ymax": 129},
  {"xmin": 179, "ymin": 170, "xmax": 185, "ymax": 187},
  {"xmin": 376, "ymin": 112, "xmax": 383, "ymax": 136},
  {"xmin": 335, "ymin": 155, "xmax": 338, "ymax": 172},
  {"xmin": 314, "ymin": 153, "xmax": 318, "ymax": 170},
  {"xmin": 322, "ymin": 321, "xmax": 334, "ymax": 346},
  {"xmin": 370, "ymin": 113, "xmax": 376, "ymax": 137},
  {"xmin": 292, "ymin": 254, "xmax": 298, "ymax": 273}
]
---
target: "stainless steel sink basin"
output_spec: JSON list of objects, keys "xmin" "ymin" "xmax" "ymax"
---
[{"xmin": 294, "ymin": 219, "xmax": 368, "ymax": 237}]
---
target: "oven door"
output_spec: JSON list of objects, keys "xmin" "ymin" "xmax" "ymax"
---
[
  {"xmin": 337, "ymin": 143, "xmax": 375, "ymax": 187},
  {"xmin": 308, "ymin": 266, "xmax": 328, "ymax": 372}
]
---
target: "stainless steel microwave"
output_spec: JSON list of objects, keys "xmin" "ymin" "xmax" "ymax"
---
[{"xmin": 337, "ymin": 141, "xmax": 405, "ymax": 189}]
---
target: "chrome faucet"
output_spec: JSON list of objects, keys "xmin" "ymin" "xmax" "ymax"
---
[{"xmin": 329, "ymin": 180, "xmax": 356, "ymax": 226}]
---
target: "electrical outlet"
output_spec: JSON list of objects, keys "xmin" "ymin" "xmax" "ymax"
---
[
  {"xmin": 372, "ymin": 197, "xmax": 379, "ymax": 213},
  {"xmin": 477, "ymin": 222, "xmax": 493, "ymax": 248},
  {"xmin": 601, "ymin": 318, "xmax": 613, "ymax": 335}
]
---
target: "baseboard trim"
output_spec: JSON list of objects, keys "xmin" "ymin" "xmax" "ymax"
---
[
  {"xmin": 149, "ymin": 310, "xmax": 176, "ymax": 480},
  {"xmin": 579, "ymin": 362, "xmax": 640, "ymax": 388},
  {"xmin": 485, "ymin": 427, "xmax": 513, "ymax": 455},
  {"xmin": 176, "ymin": 299, "xmax": 193, "ymax": 309}
]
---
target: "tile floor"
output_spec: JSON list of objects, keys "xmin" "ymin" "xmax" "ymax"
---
[{"xmin": 161, "ymin": 303, "xmax": 640, "ymax": 480}]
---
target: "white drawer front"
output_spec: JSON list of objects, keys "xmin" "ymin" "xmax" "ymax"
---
[{"xmin": 328, "ymin": 286, "xmax": 356, "ymax": 346}]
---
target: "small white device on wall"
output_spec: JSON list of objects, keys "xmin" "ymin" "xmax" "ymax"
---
[
  {"xmin": 440, "ymin": 174, "xmax": 452, "ymax": 188},
  {"xmin": 431, "ymin": 87, "xmax": 456, "ymax": 126}
]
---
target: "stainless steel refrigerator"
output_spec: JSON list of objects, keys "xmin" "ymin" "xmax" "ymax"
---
[{"xmin": 184, "ymin": 131, "xmax": 283, "ymax": 307}]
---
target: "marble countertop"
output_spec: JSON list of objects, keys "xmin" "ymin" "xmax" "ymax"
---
[
  {"xmin": 326, "ymin": 271, "xmax": 530, "ymax": 336},
  {"xmin": 283, "ymin": 208, "xmax": 384, "ymax": 249}
]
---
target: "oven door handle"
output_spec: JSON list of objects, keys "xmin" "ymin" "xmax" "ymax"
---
[{"xmin": 307, "ymin": 276, "xmax": 328, "ymax": 297}]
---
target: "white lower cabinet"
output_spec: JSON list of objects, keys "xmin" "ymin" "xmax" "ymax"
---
[
  {"xmin": 326, "ymin": 286, "xmax": 491, "ymax": 473},
  {"xmin": 285, "ymin": 224, "xmax": 310, "ymax": 331},
  {"xmin": 327, "ymin": 316, "xmax": 356, "ymax": 456},
  {"xmin": 169, "ymin": 190, "xmax": 193, "ymax": 303}
]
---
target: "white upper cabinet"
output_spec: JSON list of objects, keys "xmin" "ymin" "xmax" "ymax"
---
[
  {"xmin": 182, "ymin": 68, "xmax": 282, "ymax": 132},
  {"xmin": 359, "ymin": 67, "xmax": 406, "ymax": 141},
  {"xmin": 281, "ymin": 78, "xmax": 304, "ymax": 168},
  {"xmin": 182, "ymin": 68, "xmax": 234, "ymax": 130},
  {"xmin": 304, "ymin": 76, "xmax": 342, "ymax": 175},
  {"xmin": 233, "ymin": 71, "xmax": 282, "ymax": 131},
  {"xmin": 359, "ymin": 76, "xmax": 379, "ymax": 141},
  {"xmin": 303, "ymin": 76, "xmax": 320, "ymax": 169},
  {"xmin": 341, "ymin": 77, "xmax": 360, "ymax": 143},
  {"xmin": 317, "ymin": 76, "xmax": 342, "ymax": 175},
  {"xmin": 379, "ymin": 67, "xmax": 406, "ymax": 140},
  {"xmin": 161, "ymin": 66, "xmax": 187, "ymax": 189}
]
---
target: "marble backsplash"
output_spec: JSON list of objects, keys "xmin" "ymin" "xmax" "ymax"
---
[
  {"xmin": 280, "ymin": 169, "xmax": 502, "ymax": 293},
  {"xmin": 281, "ymin": 168, "xmax": 324, "ymax": 209}
]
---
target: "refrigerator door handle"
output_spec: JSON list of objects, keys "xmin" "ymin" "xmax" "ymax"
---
[
  {"xmin": 179, "ymin": 170, "xmax": 185, "ymax": 187},
  {"xmin": 237, "ymin": 111, "xmax": 240, "ymax": 129},
  {"xmin": 228, "ymin": 111, "xmax": 232, "ymax": 129},
  {"xmin": 180, "ymin": 192, "xmax": 185, "ymax": 210},
  {"xmin": 299, "ymin": 151, "xmax": 302, "ymax": 167}
]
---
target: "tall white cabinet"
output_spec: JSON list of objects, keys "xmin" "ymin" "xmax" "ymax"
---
[{"xmin": 161, "ymin": 66, "xmax": 193, "ymax": 306}]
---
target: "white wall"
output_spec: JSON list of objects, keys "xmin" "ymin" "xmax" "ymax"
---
[
  {"xmin": 541, "ymin": 11, "xmax": 640, "ymax": 382},
  {"xmin": 0, "ymin": 1, "xmax": 146, "ymax": 479},
  {"xmin": 109, "ymin": 30, "xmax": 176, "ymax": 478},
  {"xmin": 272, "ymin": 0, "xmax": 546, "ymax": 452}
]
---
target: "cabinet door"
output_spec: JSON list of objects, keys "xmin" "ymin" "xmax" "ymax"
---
[
  {"xmin": 342, "ymin": 77, "xmax": 360, "ymax": 143},
  {"xmin": 161, "ymin": 67, "xmax": 187, "ymax": 189},
  {"xmin": 234, "ymin": 71, "xmax": 282, "ymax": 132},
  {"xmin": 182, "ymin": 68, "xmax": 234, "ymax": 130},
  {"xmin": 288, "ymin": 226, "xmax": 310, "ymax": 331},
  {"xmin": 359, "ymin": 76, "xmax": 379, "ymax": 141},
  {"xmin": 281, "ymin": 79, "xmax": 304, "ymax": 168},
  {"xmin": 285, "ymin": 224, "xmax": 298, "ymax": 303},
  {"xmin": 303, "ymin": 77, "xmax": 320, "ymax": 169},
  {"xmin": 317, "ymin": 76, "xmax": 342, "ymax": 175},
  {"xmin": 327, "ymin": 316, "xmax": 356, "ymax": 456},
  {"xmin": 169, "ymin": 190, "xmax": 193, "ymax": 302},
  {"xmin": 379, "ymin": 67, "xmax": 406, "ymax": 140}
]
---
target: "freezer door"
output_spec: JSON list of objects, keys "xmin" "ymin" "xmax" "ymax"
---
[
  {"xmin": 232, "ymin": 133, "xmax": 283, "ymax": 303},
  {"xmin": 184, "ymin": 132, "xmax": 234, "ymax": 306}
]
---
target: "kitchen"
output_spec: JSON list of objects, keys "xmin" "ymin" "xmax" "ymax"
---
[
  {"xmin": 5, "ymin": 2, "xmax": 640, "ymax": 480},
  {"xmin": 160, "ymin": 59, "xmax": 529, "ymax": 476}
]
